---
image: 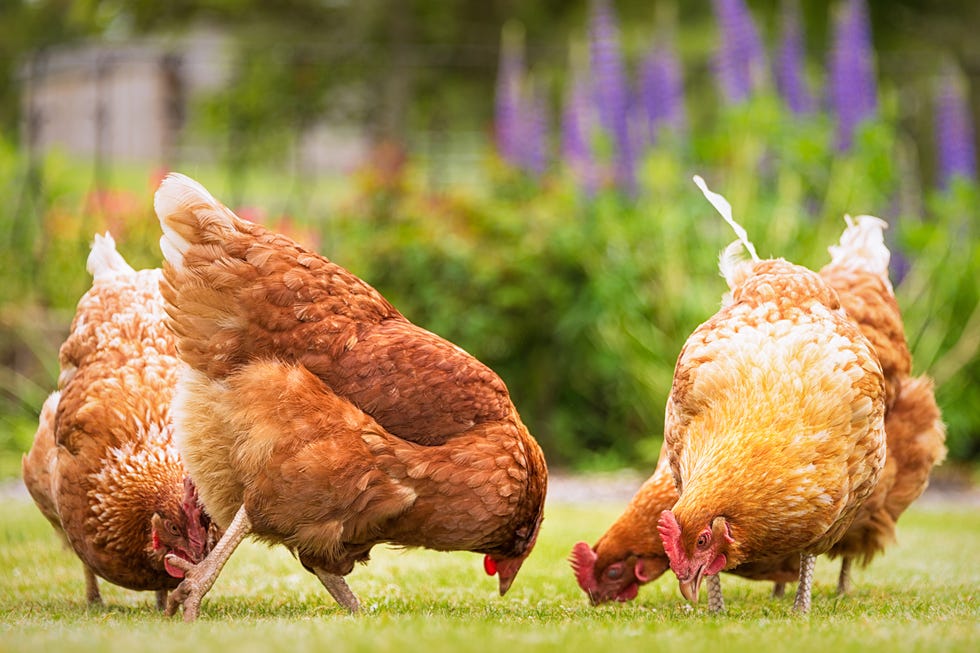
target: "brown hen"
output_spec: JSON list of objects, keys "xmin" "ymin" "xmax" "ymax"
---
[
  {"xmin": 153, "ymin": 173, "xmax": 548, "ymax": 621},
  {"xmin": 21, "ymin": 234, "xmax": 215, "ymax": 608}
]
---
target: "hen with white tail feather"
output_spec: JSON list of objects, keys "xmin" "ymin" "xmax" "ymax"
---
[
  {"xmin": 154, "ymin": 173, "xmax": 547, "ymax": 622},
  {"xmin": 656, "ymin": 177, "xmax": 887, "ymax": 614}
]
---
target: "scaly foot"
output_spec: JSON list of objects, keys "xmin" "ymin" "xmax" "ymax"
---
[
  {"xmin": 706, "ymin": 573, "xmax": 725, "ymax": 613},
  {"xmin": 836, "ymin": 556, "xmax": 852, "ymax": 595},
  {"xmin": 313, "ymin": 568, "xmax": 361, "ymax": 614},
  {"xmin": 793, "ymin": 553, "xmax": 816, "ymax": 614}
]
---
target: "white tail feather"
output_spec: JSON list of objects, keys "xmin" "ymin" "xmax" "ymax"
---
[
  {"xmin": 693, "ymin": 175, "xmax": 759, "ymax": 263},
  {"xmin": 718, "ymin": 240, "xmax": 756, "ymax": 293},
  {"xmin": 86, "ymin": 232, "xmax": 133, "ymax": 280},
  {"xmin": 827, "ymin": 215, "xmax": 892, "ymax": 290},
  {"xmin": 153, "ymin": 172, "xmax": 229, "ymax": 271}
]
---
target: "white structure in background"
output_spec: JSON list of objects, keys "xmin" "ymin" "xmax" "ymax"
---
[{"xmin": 19, "ymin": 26, "xmax": 367, "ymax": 171}]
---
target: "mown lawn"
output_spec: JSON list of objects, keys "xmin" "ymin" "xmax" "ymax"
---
[{"xmin": 1, "ymin": 493, "xmax": 977, "ymax": 652}]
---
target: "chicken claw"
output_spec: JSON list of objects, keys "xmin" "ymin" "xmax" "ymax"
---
[{"xmin": 165, "ymin": 504, "xmax": 253, "ymax": 622}]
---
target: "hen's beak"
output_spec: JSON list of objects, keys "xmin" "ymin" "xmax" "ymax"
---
[
  {"xmin": 493, "ymin": 556, "xmax": 527, "ymax": 596},
  {"xmin": 678, "ymin": 566, "xmax": 704, "ymax": 603}
]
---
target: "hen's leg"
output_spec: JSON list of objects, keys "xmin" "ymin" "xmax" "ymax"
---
[
  {"xmin": 84, "ymin": 566, "xmax": 102, "ymax": 606},
  {"xmin": 706, "ymin": 573, "xmax": 724, "ymax": 613},
  {"xmin": 772, "ymin": 582, "xmax": 786, "ymax": 598},
  {"xmin": 165, "ymin": 504, "xmax": 252, "ymax": 622},
  {"xmin": 155, "ymin": 590, "xmax": 168, "ymax": 611},
  {"xmin": 312, "ymin": 568, "xmax": 361, "ymax": 614},
  {"xmin": 837, "ymin": 557, "xmax": 852, "ymax": 595},
  {"xmin": 793, "ymin": 553, "xmax": 816, "ymax": 614}
]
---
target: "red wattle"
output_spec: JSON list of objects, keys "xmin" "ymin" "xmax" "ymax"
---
[
  {"xmin": 706, "ymin": 554, "xmax": 727, "ymax": 576},
  {"xmin": 484, "ymin": 555, "xmax": 497, "ymax": 576}
]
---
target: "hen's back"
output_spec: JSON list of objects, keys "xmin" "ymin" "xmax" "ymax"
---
[{"xmin": 156, "ymin": 173, "xmax": 515, "ymax": 445}]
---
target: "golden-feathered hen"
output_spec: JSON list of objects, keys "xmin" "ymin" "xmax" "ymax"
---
[
  {"xmin": 153, "ymin": 173, "xmax": 548, "ymax": 621},
  {"xmin": 818, "ymin": 216, "xmax": 946, "ymax": 593},
  {"xmin": 656, "ymin": 178, "xmax": 887, "ymax": 614},
  {"xmin": 21, "ymin": 234, "xmax": 216, "ymax": 608},
  {"xmin": 569, "ymin": 446, "xmax": 799, "ymax": 606}
]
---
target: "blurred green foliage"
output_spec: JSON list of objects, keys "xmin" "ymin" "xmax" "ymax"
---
[{"xmin": 1, "ymin": 91, "xmax": 978, "ymax": 472}]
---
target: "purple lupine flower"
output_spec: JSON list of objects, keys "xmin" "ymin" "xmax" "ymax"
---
[
  {"xmin": 712, "ymin": 0, "xmax": 766, "ymax": 104},
  {"xmin": 495, "ymin": 26, "xmax": 525, "ymax": 166},
  {"xmin": 637, "ymin": 41, "xmax": 686, "ymax": 144},
  {"xmin": 588, "ymin": 0, "xmax": 635, "ymax": 192},
  {"xmin": 935, "ymin": 66, "xmax": 977, "ymax": 189},
  {"xmin": 518, "ymin": 83, "xmax": 549, "ymax": 177},
  {"xmin": 828, "ymin": 0, "xmax": 878, "ymax": 151},
  {"xmin": 562, "ymin": 66, "xmax": 598, "ymax": 192},
  {"xmin": 775, "ymin": 0, "xmax": 814, "ymax": 115}
]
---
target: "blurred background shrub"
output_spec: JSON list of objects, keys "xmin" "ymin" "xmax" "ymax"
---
[{"xmin": 0, "ymin": 0, "xmax": 978, "ymax": 474}]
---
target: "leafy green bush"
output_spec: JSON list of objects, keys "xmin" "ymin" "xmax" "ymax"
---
[
  {"xmin": 0, "ymin": 91, "xmax": 977, "ymax": 472},
  {"xmin": 326, "ymin": 93, "xmax": 979, "ymax": 468}
]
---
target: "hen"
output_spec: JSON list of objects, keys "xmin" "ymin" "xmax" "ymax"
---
[
  {"xmin": 570, "ymin": 447, "xmax": 799, "ymax": 606},
  {"xmin": 656, "ymin": 178, "xmax": 886, "ymax": 614},
  {"xmin": 153, "ymin": 173, "xmax": 548, "ymax": 621},
  {"xmin": 818, "ymin": 216, "xmax": 946, "ymax": 594},
  {"xmin": 21, "ymin": 233, "xmax": 215, "ymax": 608}
]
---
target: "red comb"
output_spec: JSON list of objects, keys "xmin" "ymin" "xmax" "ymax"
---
[
  {"xmin": 569, "ymin": 541, "xmax": 600, "ymax": 593},
  {"xmin": 484, "ymin": 555, "xmax": 497, "ymax": 576},
  {"xmin": 657, "ymin": 510, "xmax": 683, "ymax": 567}
]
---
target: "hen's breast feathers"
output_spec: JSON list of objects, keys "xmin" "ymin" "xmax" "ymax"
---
[{"xmin": 666, "ymin": 260, "xmax": 885, "ymax": 558}]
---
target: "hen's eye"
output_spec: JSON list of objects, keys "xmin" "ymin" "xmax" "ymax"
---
[
  {"xmin": 696, "ymin": 532, "xmax": 710, "ymax": 548},
  {"xmin": 167, "ymin": 522, "xmax": 180, "ymax": 536},
  {"xmin": 606, "ymin": 566, "xmax": 623, "ymax": 580}
]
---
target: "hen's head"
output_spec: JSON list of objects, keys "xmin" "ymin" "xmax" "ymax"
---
[
  {"xmin": 658, "ymin": 509, "xmax": 733, "ymax": 603},
  {"xmin": 483, "ymin": 511, "xmax": 544, "ymax": 596},
  {"xmin": 150, "ymin": 477, "xmax": 216, "ymax": 578},
  {"xmin": 569, "ymin": 538, "xmax": 669, "ymax": 605}
]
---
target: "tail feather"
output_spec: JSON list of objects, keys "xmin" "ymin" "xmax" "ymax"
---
[
  {"xmin": 87, "ymin": 233, "xmax": 134, "ymax": 280},
  {"xmin": 693, "ymin": 175, "xmax": 760, "ymax": 263},
  {"xmin": 718, "ymin": 240, "xmax": 758, "ymax": 294},
  {"xmin": 693, "ymin": 175, "xmax": 761, "ymax": 292},
  {"xmin": 154, "ymin": 173, "xmax": 237, "ymax": 271},
  {"xmin": 827, "ymin": 215, "xmax": 892, "ymax": 290}
]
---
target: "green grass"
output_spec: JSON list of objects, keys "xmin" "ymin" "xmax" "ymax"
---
[{"xmin": 1, "ymin": 496, "xmax": 978, "ymax": 652}]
